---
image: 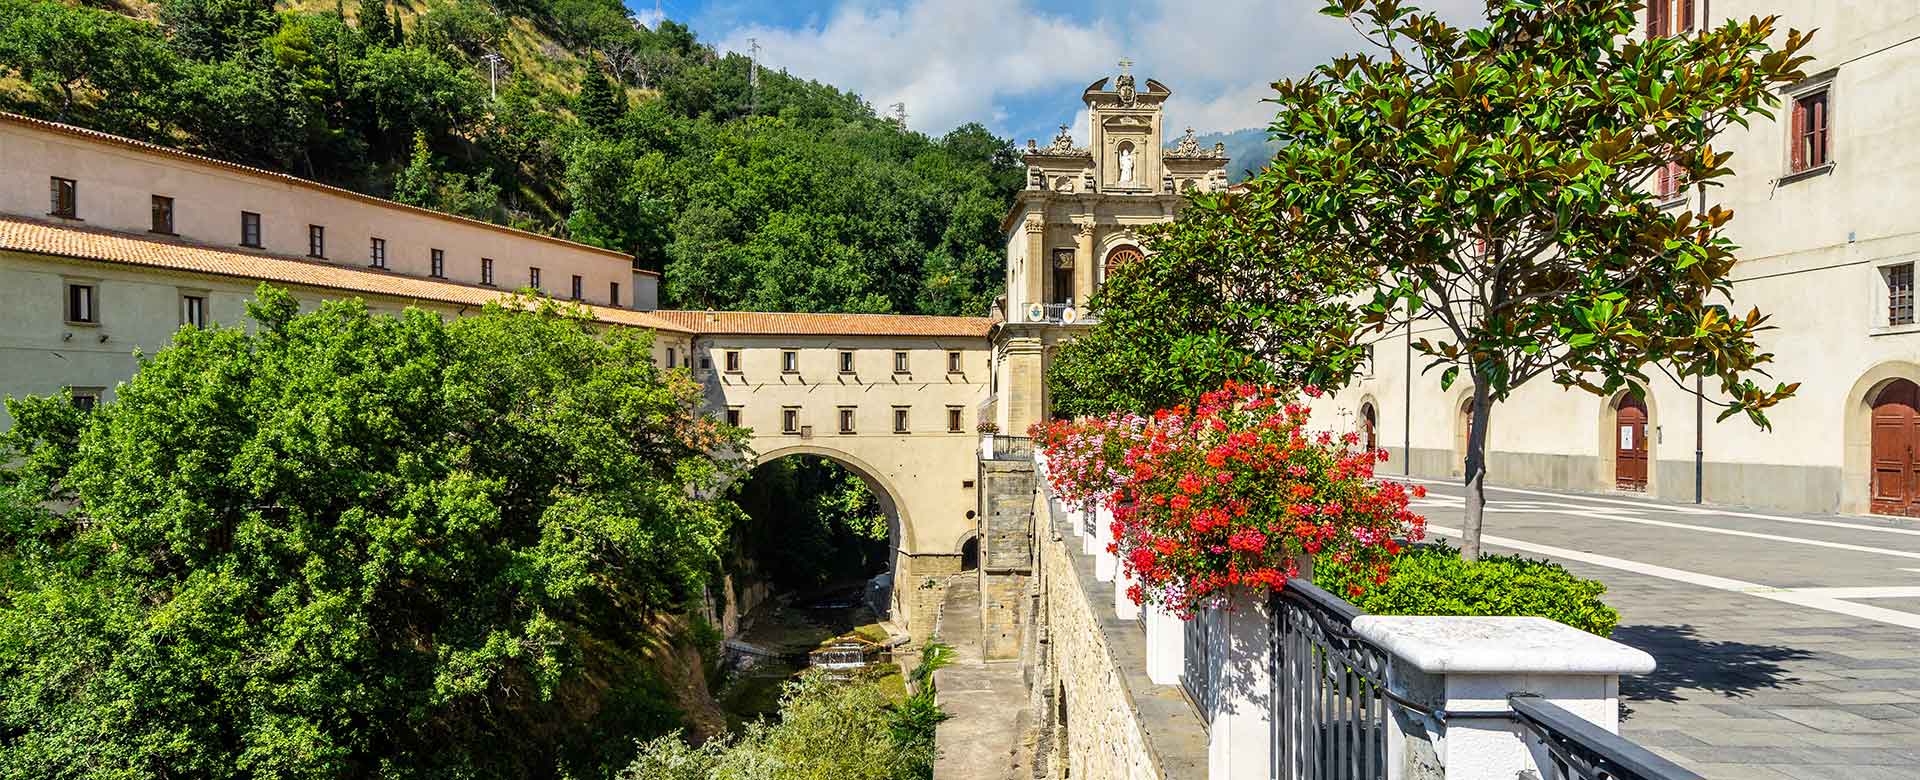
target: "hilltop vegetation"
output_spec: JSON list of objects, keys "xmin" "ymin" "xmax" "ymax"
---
[{"xmin": 0, "ymin": 0, "xmax": 1021, "ymax": 315}]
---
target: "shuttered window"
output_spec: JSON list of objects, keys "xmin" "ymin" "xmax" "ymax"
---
[
  {"xmin": 1791, "ymin": 90, "xmax": 1831, "ymax": 172},
  {"xmin": 50, "ymin": 177, "xmax": 77, "ymax": 218}
]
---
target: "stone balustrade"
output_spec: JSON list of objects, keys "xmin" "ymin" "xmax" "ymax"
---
[{"xmin": 1032, "ymin": 460, "xmax": 1677, "ymax": 780}]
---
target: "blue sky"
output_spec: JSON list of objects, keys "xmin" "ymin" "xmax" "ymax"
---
[{"xmin": 628, "ymin": 0, "xmax": 1485, "ymax": 144}]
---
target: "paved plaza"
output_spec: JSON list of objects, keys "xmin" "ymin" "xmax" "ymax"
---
[{"xmin": 1404, "ymin": 479, "xmax": 1920, "ymax": 780}]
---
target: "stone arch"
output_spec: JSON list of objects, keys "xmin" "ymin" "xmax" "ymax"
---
[
  {"xmin": 1842, "ymin": 361, "xmax": 1920, "ymax": 515},
  {"xmin": 1355, "ymin": 394, "xmax": 1380, "ymax": 453},
  {"xmin": 1597, "ymin": 386, "xmax": 1659, "ymax": 494},
  {"xmin": 1450, "ymin": 386, "xmax": 1483, "ymax": 477},
  {"xmin": 1100, "ymin": 243, "xmax": 1144, "ymax": 288},
  {"xmin": 752, "ymin": 443, "xmax": 916, "ymax": 553}
]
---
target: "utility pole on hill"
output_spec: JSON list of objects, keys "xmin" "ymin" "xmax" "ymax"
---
[
  {"xmin": 481, "ymin": 52, "xmax": 506, "ymax": 101},
  {"xmin": 748, "ymin": 37, "xmax": 761, "ymax": 115}
]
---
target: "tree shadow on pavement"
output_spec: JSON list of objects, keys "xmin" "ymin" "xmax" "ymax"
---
[{"xmin": 1612, "ymin": 624, "xmax": 1815, "ymax": 715}]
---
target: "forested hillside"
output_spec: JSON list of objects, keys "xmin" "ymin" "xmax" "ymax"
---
[{"xmin": 0, "ymin": 0, "xmax": 1022, "ymax": 315}]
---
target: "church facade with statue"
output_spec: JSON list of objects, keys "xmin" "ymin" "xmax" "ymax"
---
[{"xmin": 988, "ymin": 64, "xmax": 1231, "ymax": 436}]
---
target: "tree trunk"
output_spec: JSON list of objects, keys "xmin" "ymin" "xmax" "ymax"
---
[{"xmin": 1460, "ymin": 381, "xmax": 1494, "ymax": 561}]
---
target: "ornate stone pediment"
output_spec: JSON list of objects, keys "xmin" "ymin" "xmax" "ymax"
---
[
  {"xmin": 1027, "ymin": 124, "xmax": 1091, "ymax": 158},
  {"xmin": 1165, "ymin": 127, "xmax": 1228, "ymax": 160}
]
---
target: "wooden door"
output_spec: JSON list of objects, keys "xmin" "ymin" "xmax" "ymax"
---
[
  {"xmin": 1454, "ymin": 399, "xmax": 1474, "ymax": 476},
  {"xmin": 1615, "ymin": 396, "xmax": 1649, "ymax": 490},
  {"xmin": 1871, "ymin": 379, "xmax": 1920, "ymax": 517}
]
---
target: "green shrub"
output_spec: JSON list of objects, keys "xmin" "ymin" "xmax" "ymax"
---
[{"xmin": 1315, "ymin": 543, "xmax": 1621, "ymax": 636}]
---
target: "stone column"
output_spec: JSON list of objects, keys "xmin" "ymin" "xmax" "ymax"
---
[
  {"xmin": 1143, "ymin": 601, "xmax": 1184, "ymax": 685},
  {"xmin": 1003, "ymin": 336, "xmax": 1045, "ymax": 438},
  {"xmin": 1073, "ymin": 222, "xmax": 1095, "ymax": 308},
  {"xmin": 1351, "ymin": 615, "xmax": 1657, "ymax": 780},
  {"xmin": 1207, "ymin": 588, "xmax": 1275, "ymax": 780},
  {"xmin": 1023, "ymin": 214, "xmax": 1046, "ymax": 316}
]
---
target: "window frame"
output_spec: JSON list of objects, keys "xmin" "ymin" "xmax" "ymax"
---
[
  {"xmin": 151, "ymin": 195, "xmax": 175, "ymax": 234},
  {"xmin": 65, "ymin": 279, "xmax": 98, "ymax": 325},
  {"xmin": 839, "ymin": 350, "xmax": 856, "ymax": 374},
  {"xmin": 893, "ymin": 350, "xmax": 910, "ymax": 374},
  {"xmin": 430, "ymin": 248, "xmax": 446, "ymax": 278},
  {"xmin": 1782, "ymin": 73, "xmax": 1837, "ymax": 181},
  {"xmin": 610, "ymin": 281, "xmax": 620, "ymax": 307},
  {"xmin": 370, "ymin": 237, "xmax": 388, "ymax": 268},
  {"xmin": 947, "ymin": 351, "xmax": 963, "ymax": 374},
  {"xmin": 180, "ymin": 291, "xmax": 208, "ymax": 328},
  {"xmin": 49, "ymin": 177, "xmax": 77, "ymax": 219},
  {"xmin": 725, "ymin": 350, "xmax": 742, "ymax": 373},
  {"xmin": 666, "ymin": 346, "xmax": 677, "ymax": 368},
  {"xmin": 67, "ymin": 386, "xmax": 104, "ymax": 412},
  {"xmin": 308, "ymin": 225, "xmax": 326, "ymax": 258},
  {"xmin": 782, "ymin": 406, "xmax": 801, "ymax": 434},
  {"xmin": 947, "ymin": 406, "xmax": 964, "ymax": 433},
  {"xmin": 725, "ymin": 407, "xmax": 742, "ymax": 427},
  {"xmin": 893, "ymin": 406, "xmax": 910, "ymax": 434},
  {"xmin": 571, "ymin": 274, "xmax": 583, "ymax": 301},
  {"xmin": 1888, "ymin": 262, "xmax": 1915, "ymax": 327},
  {"xmin": 481, "ymin": 257, "xmax": 495, "ymax": 285},
  {"xmin": 529, "ymin": 267, "xmax": 542, "ymax": 290},
  {"xmin": 240, "ymin": 211, "xmax": 262, "ymax": 248},
  {"xmin": 782, "ymin": 350, "xmax": 799, "ymax": 374},
  {"xmin": 838, "ymin": 406, "xmax": 857, "ymax": 434}
]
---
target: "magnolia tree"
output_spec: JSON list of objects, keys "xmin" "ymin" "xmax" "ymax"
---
[
  {"xmin": 1266, "ymin": 0, "xmax": 1813, "ymax": 557},
  {"xmin": 1035, "ymin": 383, "xmax": 1426, "ymax": 614}
]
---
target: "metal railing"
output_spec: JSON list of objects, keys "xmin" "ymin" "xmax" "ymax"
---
[
  {"xmin": 1272, "ymin": 579, "xmax": 1391, "ymax": 780},
  {"xmin": 1182, "ymin": 604, "xmax": 1223, "ymax": 722},
  {"xmin": 1510, "ymin": 695, "xmax": 1704, "ymax": 780},
  {"xmin": 981, "ymin": 434, "xmax": 1033, "ymax": 461}
]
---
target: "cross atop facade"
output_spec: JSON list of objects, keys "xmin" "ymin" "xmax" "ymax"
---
[{"xmin": 1117, "ymin": 57, "xmax": 1133, "ymax": 76}]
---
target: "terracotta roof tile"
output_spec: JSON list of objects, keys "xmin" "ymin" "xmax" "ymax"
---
[
  {"xmin": 0, "ymin": 216, "xmax": 693, "ymax": 333},
  {"xmin": 649, "ymin": 309, "xmax": 993, "ymax": 338},
  {"xmin": 0, "ymin": 111, "xmax": 655, "ymax": 275}
]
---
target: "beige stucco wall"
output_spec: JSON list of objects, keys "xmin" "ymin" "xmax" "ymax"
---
[
  {"xmin": 0, "ymin": 251, "xmax": 689, "ymax": 429},
  {"xmin": 1314, "ymin": 5, "xmax": 1920, "ymax": 515},
  {"xmin": 1, "ymin": 118, "xmax": 647, "ymax": 308}
]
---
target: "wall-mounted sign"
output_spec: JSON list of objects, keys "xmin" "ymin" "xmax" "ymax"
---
[{"xmin": 1026, "ymin": 303, "xmax": 1046, "ymax": 322}]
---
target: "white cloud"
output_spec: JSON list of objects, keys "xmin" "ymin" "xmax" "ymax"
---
[{"xmin": 712, "ymin": 0, "xmax": 1487, "ymax": 137}]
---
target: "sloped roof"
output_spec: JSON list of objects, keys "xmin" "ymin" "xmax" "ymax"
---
[
  {"xmin": 0, "ymin": 216, "xmax": 694, "ymax": 333},
  {"xmin": 0, "ymin": 111, "xmax": 654, "ymax": 274},
  {"xmin": 649, "ymin": 309, "xmax": 994, "ymax": 338}
]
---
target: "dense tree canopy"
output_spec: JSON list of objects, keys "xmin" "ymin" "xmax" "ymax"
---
[
  {"xmin": 0, "ymin": 0, "xmax": 1022, "ymax": 315},
  {"xmin": 0, "ymin": 288, "xmax": 746, "ymax": 779}
]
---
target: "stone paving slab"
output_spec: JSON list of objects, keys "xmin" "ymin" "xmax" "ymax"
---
[{"xmin": 1410, "ymin": 480, "xmax": 1920, "ymax": 780}]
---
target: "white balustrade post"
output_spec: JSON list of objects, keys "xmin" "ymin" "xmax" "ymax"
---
[
  {"xmin": 1144, "ymin": 601, "xmax": 1183, "ymax": 685},
  {"xmin": 1352, "ymin": 616, "xmax": 1656, "ymax": 780},
  {"xmin": 1093, "ymin": 502, "xmax": 1117, "ymax": 582},
  {"xmin": 1207, "ymin": 588, "xmax": 1275, "ymax": 780},
  {"xmin": 1112, "ymin": 549, "xmax": 1139, "ymax": 620},
  {"xmin": 1082, "ymin": 501, "xmax": 1105, "ymax": 555}
]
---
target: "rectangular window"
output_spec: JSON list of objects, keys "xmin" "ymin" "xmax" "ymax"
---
[
  {"xmin": 571, "ymin": 275, "xmax": 583, "ymax": 300},
  {"xmin": 530, "ymin": 267, "xmax": 542, "ymax": 289},
  {"xmin": 610, "ymin": 281, "xmax": 620, "ymax": 307},
  {"xmin": 839, "ymin": 350, "xmax": 856, "ymax": 374},
  {"xmin": 430, "ymin": 249, "xmax": 446, "ymax": 278},
  {"xmin": 948, "ymin": 351, "xmax": 963, "ymax": 373},
  {"xmin": 725, "ymin": 350, "xmax": 742, "ymax": 373},
  {"xmin": 782, "ymin": 350, "xmax": 799, "ymax": 374},
  {"xmin": 240, "ymin": 211, "xmax": 262, "ymax": 247},
  {"xmin": 370, "ymin": 237, "xmax": 388, "ymax": 268},
  {"xmin": 782, "ymin": 407, "xmax": 801, "ymax": 434},
  {"xmin": 481, "ymin": 258, "xmax": 495, "ymax": 285},
  {"xmin": 838, "ymin": 407, "xmax": 856, "ymax": 434},
  {"xmin": 1890, "ymin": 263, "xmax": 1916, "ymax": 327},
  {"xmin": 726, "ymin": 407, "xmax": 742, "ymax": 427},
  {"xmin": 666, "ymin": 347, "xmax": 677, "ymax": 367},
  {"xmin": 180, "ymin": 294, "xmax": 207, "ymax": 328},
  {"xmin": 66, "ymin": 281, "xmax": 96, "ymax": 324},
  {"xmin": 893, "ymin": 351, "xmax": 910, "ymax": 374},
  {"xmin": 68, "ymin": 387, "xmax": 102, "ymax": 412},
  {"xmin": 1791, "ymin": 89, "xmax": 1831, "ymax": 173},
  {"xmin": 49, "ymin": 177, "xmax": 77, "ymax": 218},
  {"xmin": 151, "ymin": 195, "xmax": 175, "ymax": 234},
  {"xmin": 1656, "ymin": 161, "xmax": 1685, "ymax": 199},
  {"xmin": 308, "ymin": 225, "xmax": 326, "ymax": 258},
  {"xmin": 699, "ymin": 353, "xmax": 712, "ymax": 370},
  {"xmin": 893, "ymin": 407, "xmax": 910, "ymax": 434},
  {"xmin": 1644, "ymin": 0, "xmax": 1693, "ymax": 38},
  {"xmin": 947, "ymin": 407, "xmax": 964, "ymax": 433}
]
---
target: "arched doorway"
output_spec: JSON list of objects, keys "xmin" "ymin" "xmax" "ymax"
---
[
  {"xmin": 1453, "ymin": 396, "xmax": 1475, "ymax": 476},
  {"xmin": 1870, "ymin": 378, "xmax": 1920, "ymax": 517},
  {"xmin": 1103, "ymin": 245, "xmax": 1143, "ymax": 285},
  {"xmin": 1614, "ymin": 393, "xmax": 1650, "ymax": 491},
  {"xmin": 1360, "ymin": 402, "xmax": 1377, "ymax": 452}
]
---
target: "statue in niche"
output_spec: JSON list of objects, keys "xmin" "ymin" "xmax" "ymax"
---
[{"xmin": 1118, "ymin": 146, "xmax": 1134, "ymax": 183}]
